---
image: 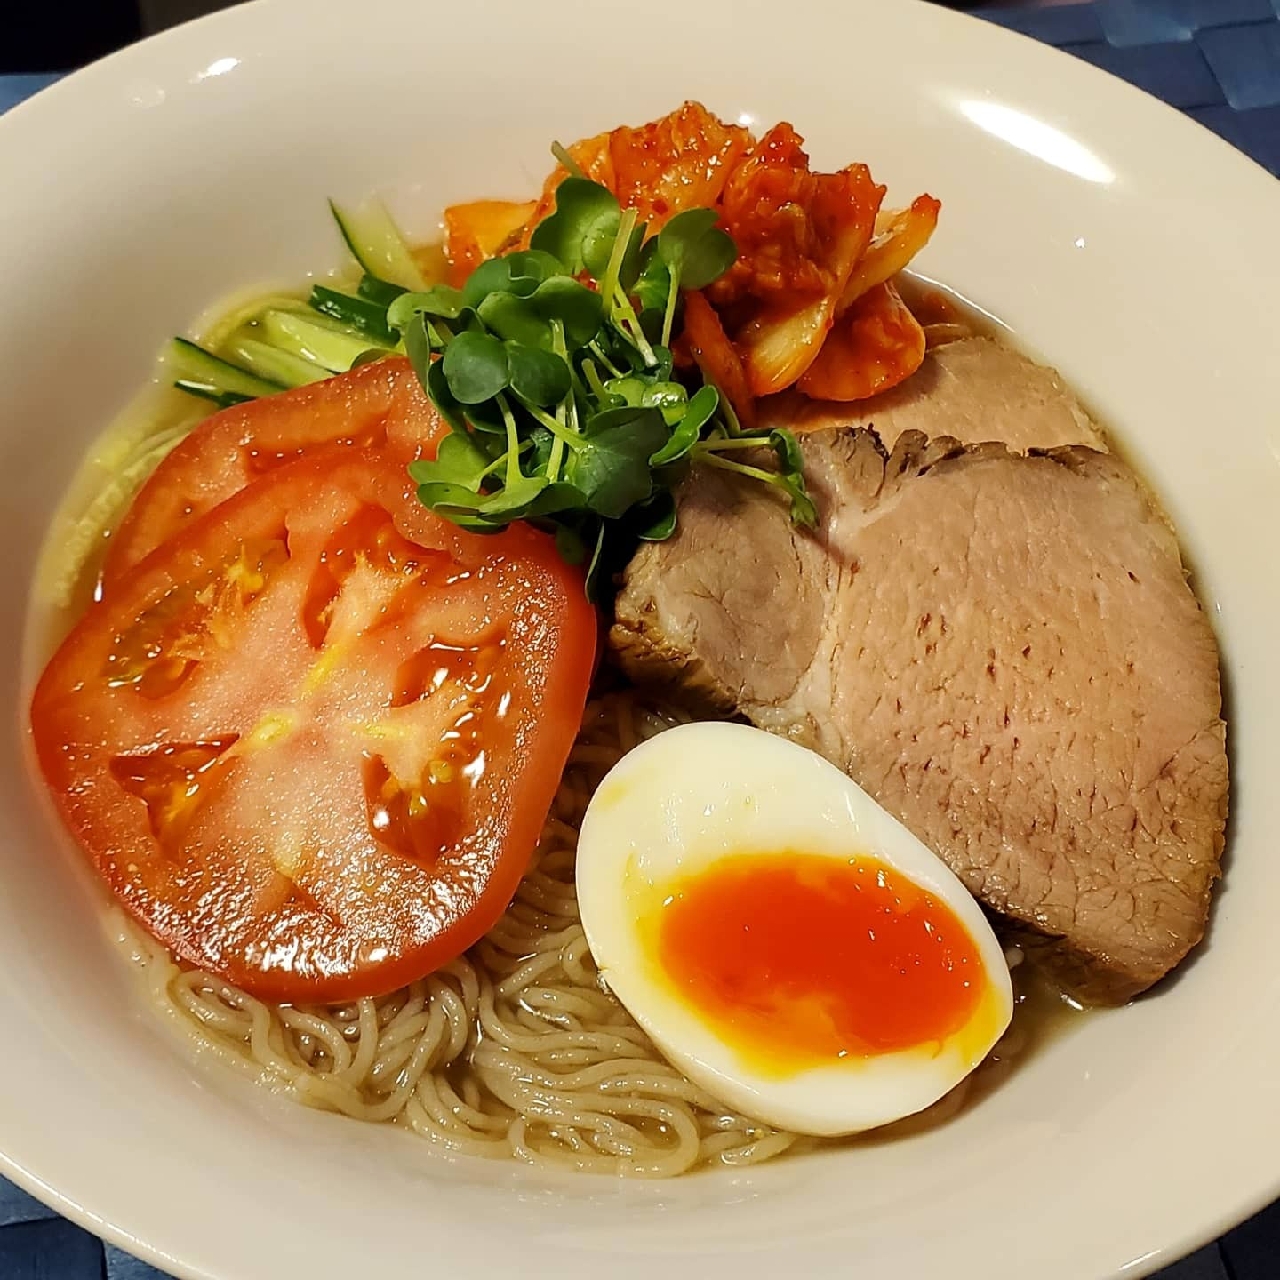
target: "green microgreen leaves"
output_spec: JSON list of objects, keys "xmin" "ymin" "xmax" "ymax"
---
[
  {"xmin": 507, "ymin": 343, "xmax": 573, "ymax": 406},
  {"xmin": 651, "ymin": 209, "xmax": 737, "ymax": 344},
  {"xmin": 692, "ymin": 426, "xmax": 817, "ymax": 530},
  {"xmin": 531, "ymin": 277, "xmax": 605, "ymax": 347},
  {"xmin": 657, "ymin": 208, "xmax": 738, "ymax": 290},
  {"xmin": 567, "ymin": 408, "xmax": 670, "ymax": 519},
  {"xmin": 384, "ymin": 158, "xmax": 811, "ymax": 600},
  {"xmin": 407, "ymin": 430, "xmax": 492, "ymax": 490},
  {"xmin": 531, "ymin": 179, "xmax": 623, "ymax": 276},
  {"xmin": 633, "ymin": 243, "xmax": 672, "ymax": 315},
  {"xmin": 635, "ymin": 489, "xmax": 678, "ymax": 541},
  {"xmin": 650, "ymin": 384, "xmax": 718, "ymax": 466},
  {"xmin": 461, "ymin": 249, "xmax": 566, "ymax": 309},
  {"xmin": 476, "ymin": 292, "xmax": 548, "ymax": 348},
  {"xmin": 442, "ymin": 331, "xmax": 509, "ymax": 403},
  {"xmin": 386, "ymin": 284, "xmax": 464, "ymax": 330}
]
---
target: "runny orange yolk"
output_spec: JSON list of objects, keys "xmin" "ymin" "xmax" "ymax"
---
[{"xmin": 654, "ymin": 853, "xmax": 986, "ymax": 1071}]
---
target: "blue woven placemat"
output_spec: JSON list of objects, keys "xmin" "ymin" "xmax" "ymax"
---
[
  {"xmin": 983, "ymin": 0, "xmax": 1280, "ymax": 174},
  {"xmin": 0, "ymin": 73, "xmax": 61, "ymax": 114},
  {"xmin": 1, "ymin": 3, "xmax": 1277, "ymax": 1277}
]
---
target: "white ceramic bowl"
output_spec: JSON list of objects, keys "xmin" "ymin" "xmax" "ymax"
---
[{"xmin": 2, "ymin": 2, "xmax": 1278, "ymax": 1276}]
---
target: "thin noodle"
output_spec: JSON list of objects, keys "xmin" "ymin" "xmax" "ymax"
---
[{"xmin": 113, "ymin": 690, "xmax": 1031, "ymax": 1177}]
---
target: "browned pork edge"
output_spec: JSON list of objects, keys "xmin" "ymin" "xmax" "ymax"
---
[
  {"xmin": 759, "ymin": 336, "xmax": 1106, "ymax": 453},
  {"xmin": 610, "ymin": 430, "xmax": 1227, "ymax": 1005}
]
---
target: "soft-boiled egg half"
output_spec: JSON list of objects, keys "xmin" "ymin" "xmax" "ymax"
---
[{"xmin": 576, "ymin": 722, "xmax": 1012, "ymax": 1136}]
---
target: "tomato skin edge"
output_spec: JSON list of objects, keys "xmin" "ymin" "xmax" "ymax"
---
[
  {"xmin": 101, "ymin": 357, "xmax": 446, "ymax": 591},
  {"xmin": 30, "ymin": 450, "xmax": 597, "ymax": 1003}
]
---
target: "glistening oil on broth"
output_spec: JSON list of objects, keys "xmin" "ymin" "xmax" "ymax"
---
[
  {"xmin": 29, "ymin": 288, "xmax": 308, "ymax": 647},
  {"xmin": 30, "ymin": 252, "xmax": 1082, "ymax": 1179},
  {"xmin": 28, "ymin": 264, "xmax": 398, "ymax": 646}
]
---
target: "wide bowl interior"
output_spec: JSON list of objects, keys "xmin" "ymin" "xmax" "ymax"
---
[{"xmin": 1, "ymin": 2, "xmax": 1278, "ymax": 1277}]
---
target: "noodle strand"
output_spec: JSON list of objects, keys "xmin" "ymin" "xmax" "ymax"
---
[{"xmin": 112, "ymin": 691, "xmax": 1027, "ymax": 1177}]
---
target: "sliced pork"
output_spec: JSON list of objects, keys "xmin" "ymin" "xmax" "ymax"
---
[
  {"xmin": 611, "ymin": 430, "xmax": 1227, "ymax": 1004},
  {"xmin": 760, "ymin": 337, "xmax": 1105, "ymax": 453}
]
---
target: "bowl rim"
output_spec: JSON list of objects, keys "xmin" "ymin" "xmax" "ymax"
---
[{"xmin": 2, "ymin": 2, "xmax": 1279, "ymax": 1277}]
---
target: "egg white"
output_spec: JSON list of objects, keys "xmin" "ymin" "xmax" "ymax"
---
[{"xmin": 575, "ymin": 721, "xmax": 1013, "ymax": 1137}]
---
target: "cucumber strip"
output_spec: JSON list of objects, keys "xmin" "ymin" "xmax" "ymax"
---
[
  {"xmin": 173, "ymin": 380, "xmax": 255, "ymax": 410},
  {"xmin": 308, "ymin": 285, "xmax": 397, "ymax": 344},
  {"xmin": 198, "ymin": 290, "xmax": 309, "ymax": 352},
  {"xmin": 164, "ymin": 337, "xmax": 285, "ymax": 399},
  {"xmin": 357, "ymin": 274, "xmax": 407, "ymax": 309},
  {"xmin": 330, "ymin": 197, "xmax": 427, "ymax": 291},
  {"xmin": 224, "ymin": 336, "xmax": 329, "ymax": 387},
  {"xmin": 260, "ymin": 309, "xmax": 385, "ymax": 374}
]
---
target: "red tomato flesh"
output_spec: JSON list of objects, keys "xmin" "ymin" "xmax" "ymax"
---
[
  {"xmin": 102, "ymin": 356, "xmax": 447, "ymax": 589},
  {"xmin": 31, "ymin": 451, "xmax": 595, "ymax": 1001}
]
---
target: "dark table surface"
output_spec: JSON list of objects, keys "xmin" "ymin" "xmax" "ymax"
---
[{"xmin": 2, "ymin": 2, "xmax": 1278, "ymax": 1276}]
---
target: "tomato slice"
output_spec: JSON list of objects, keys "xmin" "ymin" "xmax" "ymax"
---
[
  {"xmin": 102, "ymin": 357, "xmax": 447, "ymax": 588},
  {"xmin": 31, "ymin": 451, "xmax": 595, "ymax": 1002}
]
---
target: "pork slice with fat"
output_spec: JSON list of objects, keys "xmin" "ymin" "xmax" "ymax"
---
[
  {"xmin": 760, "ymin": 336, "xmax": 1106, "ymax": 453},
  {"xmin": 611, "ymin": 430, "xmax": 1227, "ymax": 1005}
]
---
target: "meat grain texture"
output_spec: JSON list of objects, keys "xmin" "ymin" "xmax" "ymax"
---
[
  {"xmin": 761, "ymin": 336, "xmax": 1105, "ymax": 453},
  {"xmin": 612, "ymin": 417, "xmax": 1227, "ymax": 1005}
]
